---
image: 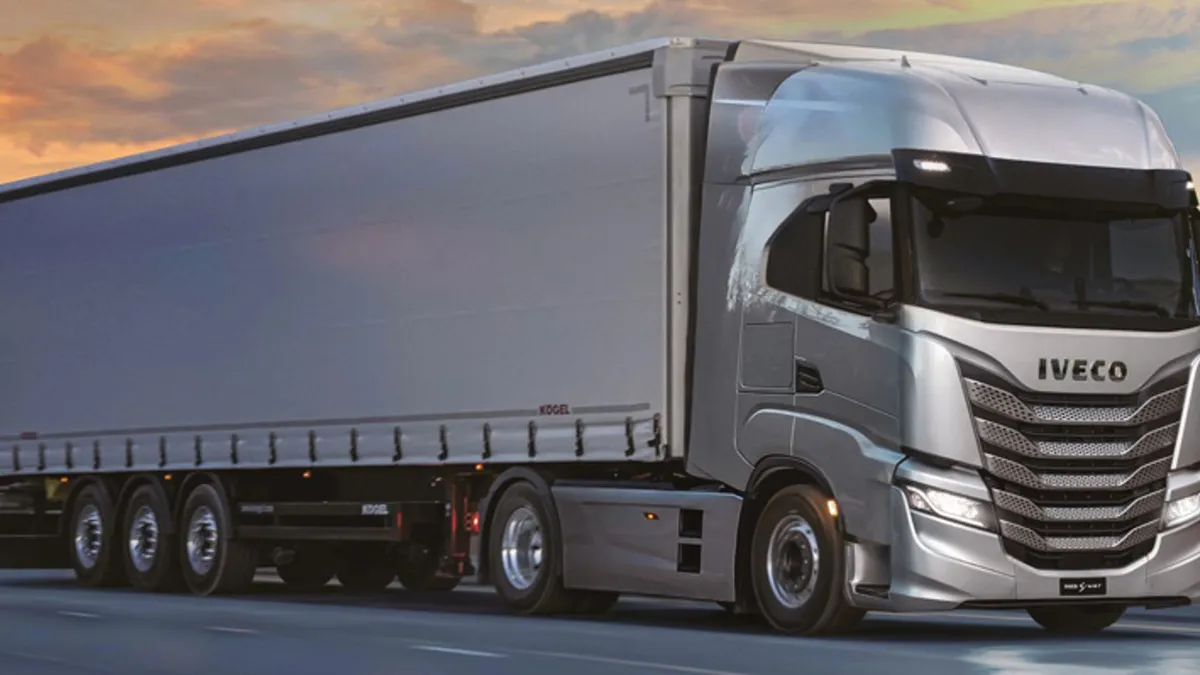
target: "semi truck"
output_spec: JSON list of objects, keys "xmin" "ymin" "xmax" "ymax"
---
[{"xmin": 1, "ymin": 37, "xmax": 1198, "ymax": 636}]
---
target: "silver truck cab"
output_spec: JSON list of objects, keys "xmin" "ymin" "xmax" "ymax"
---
[{"xmin": 686, "ymin": 41, "xmax": 1200, "ymax": 632}]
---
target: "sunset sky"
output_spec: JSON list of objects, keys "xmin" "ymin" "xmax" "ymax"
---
[{"xmin": 1, "ymin": 0, "xmax": 1198, "ymax": 183}]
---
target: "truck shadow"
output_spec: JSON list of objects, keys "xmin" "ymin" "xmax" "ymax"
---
[
  {"xmin": 239, "ymin": 580, "xmax": 1181, "ymax": 644},
  {"xmin": 3, "ymin": 572, "xmax": 1183, "ymax": 644}
]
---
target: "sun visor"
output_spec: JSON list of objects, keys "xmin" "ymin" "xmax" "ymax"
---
[{"xmin": 892, "ymin": 149, "xmax": 1193, "ymax": 210}]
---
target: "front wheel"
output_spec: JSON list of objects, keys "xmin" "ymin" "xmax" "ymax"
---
[
  {"xmin": 1027, "ymin": 605, "xmax": 1126, "ymax": 634},
  {"xmin": 749, "ymin": 485, "xmax": 864, "ymax": 635}
]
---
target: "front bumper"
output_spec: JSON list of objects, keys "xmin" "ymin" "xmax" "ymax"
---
[{"xmin": 863, "ymin": 487, "xmax": 1200, "ymax": 612}]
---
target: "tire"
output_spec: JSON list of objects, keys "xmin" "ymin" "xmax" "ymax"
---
[
  {"xmin": 487, "ymin": 481, "xmax": 583, "ymax": 615},
  {"xmin": 749, "ymin": 485, "xmax": 864, "ymax": 635},
  {"xmin": 67, "ymin": 483, "xmax": 125, "ymax": 588},
  {"xmin": 277, "ymin": 547, "xmax": 335, "ymax": 590},
  {"xmin": 1027, "ymin": 605, "xmax": 1126, "ymax": 634},
  {"xmin": 121, "ymin": 484, "xmax": 181, "ymax": 592},
  {"xmin": 178, "ymin": 483, "xmax": 257, "ymax": 596},
  {"xmin": 335, "ymin": 544, "xmax": 396, "ymax": 592}
]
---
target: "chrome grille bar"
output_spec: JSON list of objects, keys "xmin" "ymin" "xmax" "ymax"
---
[
  {"xmin": 964, "ymin": 380, "xmax": 1185, "ymax": 426},
  {"xmin": 999, "ymin": 519, "xmax": 1159, "ymax": 553},
  {"xmin": 991, "ymin": 488, "xmax": 1166, "ymax": 522},
  {"xmin": 975, "ymin": 418, "xmax": 1178, "ymax": 459},
  {"xmin": 983, "ymin": 454, "xmax": 1171, "ymax": 491}
]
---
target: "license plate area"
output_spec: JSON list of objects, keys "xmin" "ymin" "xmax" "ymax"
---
[{"xmin": 1059, "ymin": 577, "xmax": 1107, "ymax": 596}]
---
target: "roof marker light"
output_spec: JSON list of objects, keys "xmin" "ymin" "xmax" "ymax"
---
[{"xmin": 914, "ymin": 159, "xmax": 951, "ymax": 173}]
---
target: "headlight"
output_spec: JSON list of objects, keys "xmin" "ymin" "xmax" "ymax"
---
[
  {"xmin": 904, "ymin": 484, "xmax": 996, "ymax": 532},
  {"xmin": 1163, "ymin": 494, "xmax": 1200, "ymax": 529}
]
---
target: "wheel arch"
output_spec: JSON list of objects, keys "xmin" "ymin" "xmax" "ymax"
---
[
  {"xmin": 175, "ymin": 472, "xmax": 237, "ymax": 540},
  {"xmin": 732, "ymin": 455, "xmax": 841, "ymax": 610},
  {"xmin": 58, "ymin": 475, "xmax": 120, "ymax": 539},
  {"xmin": 116, "ymin": 474, "xmax": 178, "ymax": 535}
]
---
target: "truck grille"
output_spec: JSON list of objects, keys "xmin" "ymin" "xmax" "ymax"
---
[{"xmin": 960, "ymin": 364, "xmax": 1186, "ymax": 571}]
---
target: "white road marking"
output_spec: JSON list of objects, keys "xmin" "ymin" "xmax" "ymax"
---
[
  {"xmin": 57, "ymin": 610, "xmax": 101, "ymax": 619},
  {"xmin": 517, "ymin": 648, "xmax": 751, "ymax": 675},
  {"xmin": 411, "ymin": 644, "xmax": 505, "ymax": 658},
  {"xmin": 6, "ymin": 650, "xmax": 122, "ymax": 673},
  {"xmin": 205, "ymin": 626, "xmax": 259, "ymax": 635}
]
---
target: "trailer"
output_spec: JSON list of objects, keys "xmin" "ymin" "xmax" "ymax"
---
[{"xmin": 2, "ymin": 37, "xmax": 1199, "ymax": 635}]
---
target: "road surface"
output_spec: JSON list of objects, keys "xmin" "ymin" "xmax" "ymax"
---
[{"xmin": 0, "ymin": 570, "xmax": 1196, "ymax": 675}]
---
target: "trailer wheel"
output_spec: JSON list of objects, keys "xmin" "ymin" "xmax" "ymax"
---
[
  {"xmin": 1027, "ymin": 605, "xmax": 1125, "ymax": 634},
  {"xmin": 749, "ymin": 485, "xmax": 862, "ymax": 635},
  {"xmin": 277, "ymin": 547, "xmax": 335, "ymax": 590},
  {"xmin": 179, "ymin": 484, "xmax": 257, "ymax": 596},
  {"xmin": 335, "ymin": 544, "xmax": 396, "ymax": 592},
  {"xmin": 67, "ymin": 484, "xmax": 125, "ymax": 587},
  {"xmin": 122, "ymin": 484, "xmax": 181, "ymax": 592}
]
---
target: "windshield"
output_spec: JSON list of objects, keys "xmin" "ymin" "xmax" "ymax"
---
[{"xmin": 911, "ymin": 197, "xmax": 1199, "ymax": 330}]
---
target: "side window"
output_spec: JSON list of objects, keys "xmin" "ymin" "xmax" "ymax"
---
[
  {"xmin": 764, "ymin": 190, "xmax": 894, "ymax": 307},
  {"xmin": 864, "ymin": 198, "xmax": 895, "ymax": 298},
  {"xmin": 819, "ymin": 197, "xmax": 894, "ymax": 301},
  {"xmin": 765, "ymin": 210, "xmax": 824, "ymax": 300}
]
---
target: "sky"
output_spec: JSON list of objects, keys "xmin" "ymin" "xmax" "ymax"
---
[{"xmin": 0, "ymin": 0, "xmax": 1198, "ymax": 184}]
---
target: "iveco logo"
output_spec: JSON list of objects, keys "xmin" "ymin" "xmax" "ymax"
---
[{"xmin": 1037, "ymin": 358, "xmax": 1128, "ymax": 382}]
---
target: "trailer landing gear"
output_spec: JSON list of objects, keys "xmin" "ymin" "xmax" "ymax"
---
[
  {"xmin": 335, "ymin": 543, "xmax": 397, "ymax": 591},
  {"xmin": 276, "ymin": 546, "xmax": 336, "ymax": 590},
  {"xmin": 396, "ymin": 541, "xmax": 461, "ymax": 591}
]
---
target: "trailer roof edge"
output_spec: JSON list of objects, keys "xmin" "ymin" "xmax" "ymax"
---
[{"xmin": 0, "ymin": 37, "xmax": 734, "ymax": 205}]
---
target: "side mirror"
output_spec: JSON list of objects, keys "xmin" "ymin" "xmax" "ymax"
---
[{"xmin": 825, "ymin": 196, "xmax": 871, "ymax": 298}]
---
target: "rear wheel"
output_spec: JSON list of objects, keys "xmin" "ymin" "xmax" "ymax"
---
[
  {"xmin": 488, "ymin": 481, "xmax": 610, "ymax": 615},
  {"xmin": 179, "ymin": 483, "xmax": 257, "ymax": 596},
  {"xmin": 122, "ymin": 484, "xmax": 180, "ymax": 592},
  {"xmin": 749, "ymin": 485, "xmax": 864, "ymax": 635},
  {"xmin": 1027, "ymin": 605, "xmax": 1125, "ymax": 634},
  {"xmin": 67, "ymin": 484, "xmax": 125, "ymax": 588}
]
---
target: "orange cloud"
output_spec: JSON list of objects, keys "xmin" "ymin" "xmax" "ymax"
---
[{"xmin": 0, "ymin": 133, "xmax": 220, "ymax": 185}]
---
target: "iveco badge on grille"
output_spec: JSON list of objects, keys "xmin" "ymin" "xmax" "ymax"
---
[{"xmin": 1037, "ymin": 358, "xmax": 1129, "ymax": 382}]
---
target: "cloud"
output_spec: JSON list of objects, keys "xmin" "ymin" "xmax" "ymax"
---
[
  {"xmin": 849, "ymin": 0, "xmax": 1200, "ymax": 92},
  {"xmin": 1, "ymin": 0, "xmax": 1199, "ymax": 185}
]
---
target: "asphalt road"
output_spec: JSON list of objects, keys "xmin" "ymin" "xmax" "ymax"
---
[{"xmin": 0, "ymin": 571, "xmax": 1197, "ymax": 675}]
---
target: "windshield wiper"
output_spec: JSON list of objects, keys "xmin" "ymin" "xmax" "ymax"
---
[
  {"xmin": 1073, "ymin": 299, "xmax": 1170, "ymax": 317},
  {"xmin": 938, "ymin": 291, "xmax": 1048, "ymax": 311}
]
